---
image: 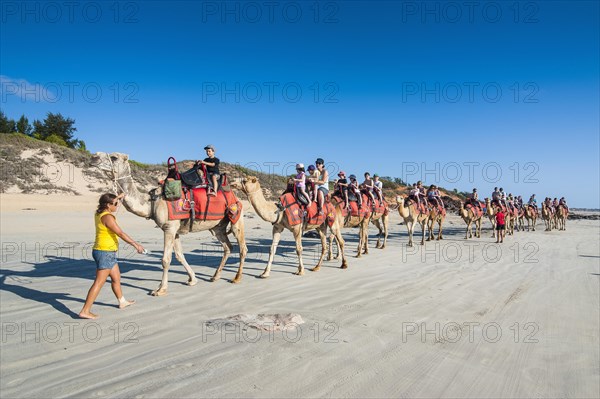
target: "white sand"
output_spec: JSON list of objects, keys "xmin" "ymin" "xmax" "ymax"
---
[{"xmin": 1, "ymin": 194, "xmax": 599, "ymax": 398}]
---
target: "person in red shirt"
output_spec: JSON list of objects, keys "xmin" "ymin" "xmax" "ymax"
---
[{"xmin": 495, "ymin": 206, "xmax": 506, "ymax": 243}]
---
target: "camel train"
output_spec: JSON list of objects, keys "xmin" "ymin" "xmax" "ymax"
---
[{"xmin": 91, "ymin": 152, "xmax": 571, "ymax": 291}]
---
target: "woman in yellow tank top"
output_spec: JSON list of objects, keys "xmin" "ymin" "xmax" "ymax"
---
[{"xmin": 79, "ymin": 193, "xmax": 146, "ymax": 319}]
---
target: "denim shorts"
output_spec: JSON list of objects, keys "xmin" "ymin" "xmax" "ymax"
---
[
  {"xmin": 92, "ymin": 249, "xmax": 118, "ymax": 270},
  {"xmin": 318, "ymin": 187, "xmax": 329, "ymax": 196}
]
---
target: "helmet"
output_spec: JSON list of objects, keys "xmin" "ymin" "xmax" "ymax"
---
[
  {"xmin": 338, "ymin": 171, "xmax": 346, "ymax": 177},
  {"xmin": 373, "ymin": 174, "xmax": 379, "ymax": 178},
  {"xmin": 315, "ymin": 158, "xmax": 324, "ymax": 165},
  {"xmin": 349, "ymin": 174, "xmax": 357, "ymax": 180},
  {"xmin": 473, "ymin": 188, "xmax": 477, "ymax": 192},
  {"xmin": 296, "ymin": 163, "xmax": 304, "ymax": 169},
  {"xmin": 500, "ymin": 187, "xmax": 504, "ymax": 191},
  {"xmin": 308, "ymin": 165, "xmax": 316, "ymax": 171}
]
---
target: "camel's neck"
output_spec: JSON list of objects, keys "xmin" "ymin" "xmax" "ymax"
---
[
  {"xmin": 115, "ymin": 173, "xmax": 152, "ymax": 218},
  {"xmin": 246, "ymin": 187, "xmax": 279, "ymax": 224},
  {"xmin": 398, "ymin": 201, "xmax": 410, "ymax": 218}
]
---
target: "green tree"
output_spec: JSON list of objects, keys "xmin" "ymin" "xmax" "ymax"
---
[
  {"xmin": 33, "ymin": 112, "xmax": 78, "ymax": 147},
  {"xmin": 0, "ymin": 111, "xmax": 16, "ymax": 133},
  {"xmin": 31, "ymin": 119, "xmax": 45, "ymax": 140},
  {"xmin": 16, "ymin": 115, "xmax": 32, "ymax": 136}
]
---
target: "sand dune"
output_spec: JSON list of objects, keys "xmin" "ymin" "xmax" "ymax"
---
[{"xmin": 1, "ymin": 194, "xmax": 599, "ymax": 398}]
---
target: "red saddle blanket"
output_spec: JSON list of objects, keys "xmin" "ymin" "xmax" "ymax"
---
[
  {"xmin": 372, "ymin": 199, "xmax": 389, "ymax": 216},
  {"xmin": 166, "ymin": 188, "xmax": 241, "ymax": 223},
  {"xmin": 466, "ymin": 204, "xmax": 483, "ymax": 218},
  {"xmin": 332, "ymin": 194, "xmax": 372, "ymax": 218},
  {"xmin": 279, "ymin": 193, "xmax": 335, "ymax": 227},
  {"xmin": 406, "ymin": 198, "xmax": 428, "ymax": 215},
  {"xmin": 430, "ymin": 205, "xmax": 447, "ymax": 217}
]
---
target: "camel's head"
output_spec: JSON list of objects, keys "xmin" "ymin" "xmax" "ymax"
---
[
  {"xmin": 395, "ymin": 196, "xmax": 404, "ymax": 206},
  {"xmin": 231, "ymin": 176, "xmax": 260, "ymax": 195},
  {"xmin": 485, "ymin": 197, "xmax": 490, "ymax": 204},
  {"xmin": 91, "ymin": 152, "xmax": 131, "ymax": 180}
]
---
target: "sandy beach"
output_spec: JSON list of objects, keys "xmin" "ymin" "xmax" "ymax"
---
[{"xmin": 1, "ymin": 194, "xmax": 599, "ymax": 398}]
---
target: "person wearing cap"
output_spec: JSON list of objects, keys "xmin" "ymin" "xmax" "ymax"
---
[
  {"xmin": 196, "ymin": 145, "xmax": 220, "ymax": 196},
  {"xmin": 335, "ymin": 171, "xmax": 350, "ymax": 209},
  {"xmin": 314, "ymin": 158, "xmax": 330, "ymax": 214},
  {"xmin": 349, "ymin": 174, "xmax": 363, "ymax": 208},
  {"xmin": 294, "ymin": 163, "xmax": 312, "ymax": 207},
  {"xmin": 528, "ymin": 194, "xmax": 537, "ymax": 208},
  {"xmin": 373, "ymin": 174, "xmax": 384, "ymax": 202}
]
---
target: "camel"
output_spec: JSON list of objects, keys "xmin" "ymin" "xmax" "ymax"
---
[
  {"xmin": 516, "ymin": 207, "xmax": 525, "ymax": 232},
  {"xmin": 505, "ymin": 206, "xmax": 519, "ymax": 236},
  {"xmin": 426, "ymin": 203, "xmax": 445, "ymax": 241},
  {"xmin": 556, "ymin": 204, "xmax": 568, "ymax": 231},
  {"xmin": 522, "ymin": 205, "xmax": 538, "ymax": 231},
  {"xmin": 327, "ymin": 194, "xmax": 372, "ymax": 259},
  {"xmin": 541, "ymin": 202, "xmax": 555, "ymax": 231},
  {"xmin": 485, "ymin": 198, "xmax": 498, "ymax": 237},
  {"xmin": 231, "ymin": 176, "xmax": 347, "ymax": 277},
  {"xmin": 91, "ymin": 152, "xmax": 248, "ymax": 295},
  {"xmin": 458, "ymin": 202, "xmax": 483, "ymax": 239},
  {"xmin": 362, "ymin": 200, "xmax": 390, "ymax": 253},
  {"xmin": 396, "ymin": 196, "xmax": 429, "ymax": 246}
]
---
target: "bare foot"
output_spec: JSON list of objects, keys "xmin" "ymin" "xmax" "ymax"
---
[
  {"xmin": 119, "ymin": 300, "xmax": 136, "ymax": 309},
  {"xmin": 79, "ymin": 311, "xmax": 99, "ymax": 319}
]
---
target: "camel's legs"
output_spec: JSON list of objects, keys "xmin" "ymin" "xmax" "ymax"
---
[
  {"xmin": 437, "ymin": 218, "xmax": 443, "ymax": 240},
  {"xmin": 211, "ymin": 227, "xmax": 233, "ymax": 283},
  {"xmin": 229, "ymin": 218, "xmax": 248, "ymax": 284},
  {"xmin": 153, "ymin": 230, "xmax": 176, "ymax": 296},
  {"xmin": 407, "ymin": 221, "xmax": 415, "ymax": 247},
  {"xmin": 381, "ymin": 215, "xmax": 389, "ymax": 249},
  {"xmin": 420, "ymin": 220, "xmax": 426, "ymax": 245},
  {"xmin": 172, "ymin": 234, "xmax": 198, "ymax": 286},
  {"xmin": 292, "ymin": 227, "xmax": 305, "ymax": 276},
  {"xmin": 312, "ymin": 225, "xmax": 328, "ymax": 271},
  {"xmin": 262, "ymin": 224, "xmax": 284, "ymax": 278},
  {"xmin": 317, "ymin": 224, "xmax": 346, "ymax": 271}
]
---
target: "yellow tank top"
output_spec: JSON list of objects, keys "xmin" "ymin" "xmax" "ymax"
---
[{"xmin": 93, "ymin": 211, "xmax": 119, "ymax": 251}]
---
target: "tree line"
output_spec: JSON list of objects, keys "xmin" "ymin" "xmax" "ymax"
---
[{"xmin": 0, "ymin": 111, "xmax": 87, "ymax": 151}]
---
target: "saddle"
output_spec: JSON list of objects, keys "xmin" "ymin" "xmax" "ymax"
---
[
  {"xmin": 332, "ymin": 194, "xmax": 371, "ymax": 218},
  {"xmin": 279, "ymin": 193, "xmax": 334, "ymax": 227},
  {"xmin": 406, "ymin": 196, "xmax": 427, "ymax": 215},
  {"xmin": 466, "ymin": 203, "xmax": 483, "ymax": 217}
]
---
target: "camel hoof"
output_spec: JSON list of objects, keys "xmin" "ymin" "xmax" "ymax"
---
[
  {"xmin": 340, "ymin": 262, "xmax": 348, "ymax": 269},
  {"xmin": 210, "ymin": 276, "xmax": 220, "ymax": 283},
  {"xmin": 294, "ymin": 270, "xmax": 305, "ymax": 276},
  {"xmin": 151, "ymin": 289, "xmax": 168, "ymax": 297},
  {"xmin": 187, "ymin": 278, "xmax": 198, "ymax": 287},
  {"xmin": 311, "ymin": 266, "xmax": 321, "ymax": 272},
  {"xmin": 259, "ymin": 273, "xmax": 270, "ymax": 279},
  {"xmin": 230, "ymin": 278, "xmax": 242, "ymax": 284}
]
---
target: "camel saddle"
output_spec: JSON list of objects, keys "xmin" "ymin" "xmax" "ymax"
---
[
  {"xmin": 331, "ymin": 194, "xmax": 372, "ymax": 219},
  {"xmin": 166, "ymin": 187, "xmax": 242, "ymax": 224},
  {"xmin": 466, "ymin": 203, "xmax": 483, "ymax": 218},
  {"xmin": 372, "ymin": 199, "xmax": 389, "ymax": 216},
  {"xmin": 279, "ymin": 193, "xmax": 335, "ymax": 227},
  {"xmin": 406, "ymin": 196, "xmax": 428, "ymax": 215}
]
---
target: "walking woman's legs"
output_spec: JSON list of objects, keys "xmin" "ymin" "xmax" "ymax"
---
[
  {"xmin": 79, "ymin": 268, "xmax": 112, "ymax": 319},
  {"xmin": 109, "ymin": 264, "xmax": 135, "ymax": 309}
]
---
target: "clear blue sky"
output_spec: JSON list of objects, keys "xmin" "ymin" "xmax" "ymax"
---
[{"xmin": 1, "ymin": 1, "xmax": 598, "ymax": 207}]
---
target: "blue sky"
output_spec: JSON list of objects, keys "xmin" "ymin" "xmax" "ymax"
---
[{"xmin": 1, "ymin": 1, "xmax": 599, "ymax": 207}]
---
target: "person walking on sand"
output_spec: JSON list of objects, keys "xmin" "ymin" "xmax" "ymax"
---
[
  {"xmin": 495, "ymin": 206, "xmax": 506, "ymax": 243},
  {"xmin": 79, "ymin": 193, "xmax": 145, "ymax": 319}
]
